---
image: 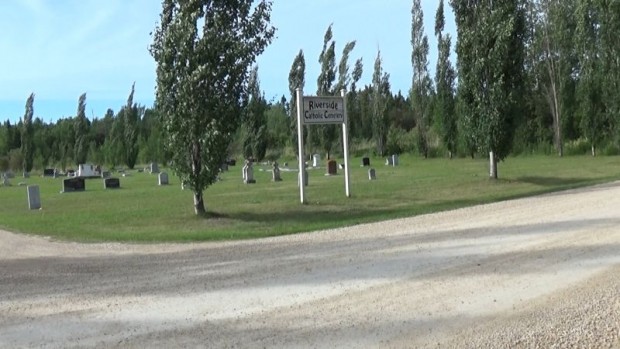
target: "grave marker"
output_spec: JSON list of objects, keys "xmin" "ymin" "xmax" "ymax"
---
[
  {"xmin": 327, "ymin": 160, "xmax": 338, "ymax": 175},
  {"xmin": 368, "ymin": 168, "xmax": 377, "ymax": 180},
  {"xmin": 158, "ymin": 172, "xmax": 169, "ymax": 185},
  {"xmin": 150, "ymin": 162, "xmax": 159, "ymax": 174},
  {"xmin": 104, "ymin": 177, "xmax": 120, "ymax": 189},
  {"xmin": 272, "ymin": 162, "xmax": 282, "ymax": 182},
  {"xmin": 362, "ymin": 157, "xmax": 370, "ymax": 167},
  {"xmin": 62, "ymin": 177, "xmax": 85, "ymax": 192},
  {"xmin": 27, "ymin": 185, "xmax": 41, "ymax": 209}
]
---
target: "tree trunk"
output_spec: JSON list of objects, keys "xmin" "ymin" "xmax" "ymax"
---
[
  {"xmin": 194, "ymin": 191, "xmax": 206, "ymax": 216},
  {"xmin": 489, "ymin": 151, "xmax": 498, "ymax": 180}
]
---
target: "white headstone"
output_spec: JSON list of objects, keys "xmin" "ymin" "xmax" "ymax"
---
[
  {"xmin": 312, "ymin": 154, "xmax": 320, "ymax": 168},
  {"xmin": 27, "ymin": 185, "xmax": 41, "ymax": 210},
  {"xmin": 158, "ymin": 172, "xmax": 169, "ymax": 185},
  {"xmin": 2, "ymin": 173, "xmax": 10, "ymax": 186}
]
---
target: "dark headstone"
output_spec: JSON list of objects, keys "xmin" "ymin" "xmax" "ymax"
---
[
  {"xmin": 327, "ymin": 160, "xmax": 338, "ymax": 175},
  {"xmin": 227, "ymin": 159, "xmax": 236, "ymax": 166},
  {"xmin": 158, "ymin": 172, "xmax": 169, "ymax": 185},
  {"xmin": 368, "ymin": 168, "xmax": 377, "ymax": 180},
  {"xmin": 104, "ymin": 177, "xmax": 120, "ymax": 189},
  {"xmin": 392, "ymin": 154, "xmax": 399, "ymax": 166},
  {"xmin": 150, "ymin": 162, "xmax": 160, "ymax": 174},
  {"xmin": 43, "ymin": 168, "xmax": 55, "ymax": 177},
  {"xmin": 101, "ymin": 171, "xmax": 112, "ymax": 179},
  {"xmin": 362, "ymin": 157, "xmax": 370, "ymax": 167},
  {"xmin": 62, "ymin": 177, "xmax": 85, "ymax": 192},
  {"xmin": 27, "ymin": 185, "xmax": 41, "ymax": 210},
  {"xmin": 220, "ymin": 163, "xmax": 229, "ymax": 172}
]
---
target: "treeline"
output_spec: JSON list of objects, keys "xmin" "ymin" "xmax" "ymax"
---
[{"xmin": 2, "ymin": 0, "xmax": 619, "ymax": 174}]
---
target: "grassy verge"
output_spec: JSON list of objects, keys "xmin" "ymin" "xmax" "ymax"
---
[{"xmin": 0, "ymin": 154, "xmax": 617, "ymax": 242}]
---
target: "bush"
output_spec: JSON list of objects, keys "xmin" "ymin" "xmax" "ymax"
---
[{"xmin": 564, "ymin": 138, "xmax": 591, "ymax": 156}]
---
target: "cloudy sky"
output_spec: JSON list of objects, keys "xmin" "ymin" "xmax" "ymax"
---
[{"xmin": 0, "ymin": 0, "xmax": 455, "ymax": 123}]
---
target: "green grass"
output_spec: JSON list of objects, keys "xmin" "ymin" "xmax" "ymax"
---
[{"xmin": 1, "ymin": 154, "xmax": 618, "ymax": 242}]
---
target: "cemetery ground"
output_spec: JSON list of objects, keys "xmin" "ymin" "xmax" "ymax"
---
[
  {"xmin": 0, "ymin": 154, "xmax": 619, "ymax": 242},
  {"xmin": 0, "ymin": 160, "xmax": 619, "ymax": 347}
]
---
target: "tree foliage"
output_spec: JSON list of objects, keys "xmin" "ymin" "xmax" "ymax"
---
[
  {"xmin": 150, "ymin": 0, "xmax": 275, "ymax": 215},
  {"xmin": 451, "ymin": 0, "xmax": 527, "ymax": 178},
  {"xmin": 21, "ymin": 93, "xmax": 35, "ymax": 173},
  {"xmin": 411, "ymin": 0, "xmax": 433, "ymax": 158}
]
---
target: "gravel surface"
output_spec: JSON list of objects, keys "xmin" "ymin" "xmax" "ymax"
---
[{"xmin": 1, "ymin": 181, "xmax": 619, "ymax": 348}]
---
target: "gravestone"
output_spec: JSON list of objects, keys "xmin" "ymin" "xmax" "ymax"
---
[
  {"xmin": 43, "ymin": 168, "xmax": 55, "ymax": 177},
  {"xmin": 272, "ymin": 162, "xmax": 282, "ymax": 182},
  {"xmin": 243, "ymin": 160, "xmax": 255, "ymax": 184},
  {"xmin": 312, "ymin": 154, "xmax": 320, "ymax": 168},
  {"xmin": 220, "ymin": 163, "xmax": 229, "ymax": 172},
  {"xmin": 27, "ymin": 185, "xmax": 41, "ymax": 210},
  {"xmin": 327, "ymin": 160, "xmax": 338, "ymax": 175},
  {"xmin": 158, "ymin": 172, "xmax": 169, "ymax": 185},
  {"xmin": 368, "ymin": 168, "xmax": 377, "ymax": 180},
  {"xmin": 2, "ymin": 173, "xmax": 10, "ymax": 187},
  {"xmin": 62, "ymin": 177, "xmax": 85, "ymax": 193},
  {"xmin": 227, "ymin": 158, "xmax": 237, "ymax": 166},
  {"xmin": 104, "ymin": 177, "xmax": 120, "ymax": 189},
  {"xmin": 339, "ymin": 163, "xmax": 346, "ymax": 170},
  {"xmin": 362, "ymin": 157, "xmax": 370, "ymax": 167},
  {"xmin": 23, "ymin": 172, "xmax": 30, "ymax": 178},
  {"xmin": 101, "ymin": 171, "xmax": 111, "ymax": 179},
  {"xmin": 150, "ymin": 162, "xmax": 159, "ymax": 174},
  {"xmin": 392, "ymin": 154, "xmax": 399, "ymax": 166},
  {"xmin": 385, "ymin": 157, "xmax": 393, "ymax": 166}
]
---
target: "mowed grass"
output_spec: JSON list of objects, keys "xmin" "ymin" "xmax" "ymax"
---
[{"xmin": 0, "ymin": 154, "xmax": 618, "ymax": 242}]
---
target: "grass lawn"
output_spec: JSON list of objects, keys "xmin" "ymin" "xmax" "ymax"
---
[{"xmin": 0, "ymin": 154, "xmax": 618, "ymax": 242}]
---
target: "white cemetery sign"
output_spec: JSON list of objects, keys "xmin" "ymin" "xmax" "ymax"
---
[{"xmin": 296, "ymin": 89, "xmax": 351, "ymax": 204}]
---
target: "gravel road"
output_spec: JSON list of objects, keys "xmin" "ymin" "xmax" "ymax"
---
[{"xmin": 1, "ymin": 182, "xmax": 619, "ymax": 348}]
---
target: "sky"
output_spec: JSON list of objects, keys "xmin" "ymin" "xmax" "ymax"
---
[{"xmin": 0, "ymin": 0, "xmax": 455, "ymax": 123}]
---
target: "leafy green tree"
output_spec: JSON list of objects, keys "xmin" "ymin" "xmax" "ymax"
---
[
  {"xmin": 119, "ymin": 83, "xmax": 141, "ymax": 169},
  {"xmin": 597, "ymin": 0, "xmax": 620, "ymax": 148},
  {"xmin": 315, "ymin": 25, "xmax": 337, "ymax": 158},
  {"xmin": 242, "ymin": 65, "xmax": 268, "ymax": 161},
  {"xmin": 21, "ymin": 93, "xmax": 35, "ymax": 174},
  {"xmin": 411, "ymin": 0, "xmax": 433, "ymax": 158},
  {"xmin": 451, "ymin": 0, "xmax": 527, "ymax": 178},
  {"xmin": 150, "ymin": 0, "xmax": 275, "ymax": 215},
  {"xmin": 575, "ymin": 0, "xmax": 604, "ymax": 156},
  {"xmin": 73, "ymin": 93, "xmax": 90, "ymax": 164},
  {"xmin": 288, "ymin": 50, "xmax": 306, "ymax": 156},
  {"xmin": 434, "ymin": 0, "xmax": 457, "ymax": 158},
  {"xmin": 372, "ymin": 50, "xmax": 391, "ymax": 156}
]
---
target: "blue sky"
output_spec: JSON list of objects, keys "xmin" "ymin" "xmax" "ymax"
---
[{"xmin": 0, "ymin": 0, "xmax": 455, "ymax": 123}]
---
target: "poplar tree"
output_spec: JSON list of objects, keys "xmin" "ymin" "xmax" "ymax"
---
[
  {"xmin": 21, "ymin": 93, "xmax": 35, "ymax": 174},
  {"xmin": 288, "ymin": 50, "xmax": 305, "ymax": 155},
  {"xmin": 451, "ymin": 0, "xmax": 527, "ymax": 178},
  {"xmin": 150, "ymin": 0, "xmax": 275, "ymax": 215},
  {"xmin": 73, "ymin": 93, "xmax": 89, "ymax": 165},
  {"xmin": 434, "ymin": 0, "xmax": 457, "ymax": 158},
  {"xmin": 411, "ymin": 0, "xmax": 433, "ymax": 158},
  {"xmin": 372, "ymin": 50, "xmax": 390, "ymax": 156},
  {"xmin": 242, "ymin": 65, "xmax": 268, "ymax": 161}
]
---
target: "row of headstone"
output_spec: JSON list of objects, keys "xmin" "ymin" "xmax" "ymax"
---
[{"xmin": 385, "ymin": 154, "xmax": 399, "ymax": 166}]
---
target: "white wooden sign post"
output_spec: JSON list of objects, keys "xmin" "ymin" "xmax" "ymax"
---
[{"xmin": 296, "ymin": 88, "xmax": 351, "ymax": 204}]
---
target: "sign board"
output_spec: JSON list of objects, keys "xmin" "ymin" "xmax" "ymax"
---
[{"xmin": 302, "ymin": 96, "xmax": 345, "ymax": 124}]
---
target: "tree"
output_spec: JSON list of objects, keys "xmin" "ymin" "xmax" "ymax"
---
[
  {"xmin": 411, "ymin": 0, "xmax": 433, "ymax": 158},
  {"xmin": 150, "ymin": 0, "xmax": 275, "ymax": 215},
  {"xmin": 372, "ymin": 50, "xmax": 391, "ymax": 156},
  {"xmin": 534, "ymin": 0, "xmax": 578, "ymax": 156},
  {"xmin": 21, "ymin": 93, "xmax": 35, "ymax": 174},
  {"xmin": 119, "ymin": 83, "xmax": 141, "ymax": 169},
  {"xmin": 288, "ymin": 50, "xmax": 305, "ymax": 156},
  {"xmin": 434, "ymin": 0, "xmax": 457, "ymax": 158},
  {"xmin": 73, "ymin": 93, "xmax": 89, "ymax": 165},
  {"xmin": 242, "ymin": 65, "xmax": 268, "ymax": 161},
  {"xmin": 597, "ymin": 0, "xmax": 620, "ymax": 148},
  {"xmin": 451, "ymin": 0, "xmax": 527, "ymax": 178},
  {"xmin": 575, "ymin": 0, "xmax": 604, "ymax": 156},
  {"xmin": 315, "ymin": 25, "xmax": 337, "ymax": 158}
]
